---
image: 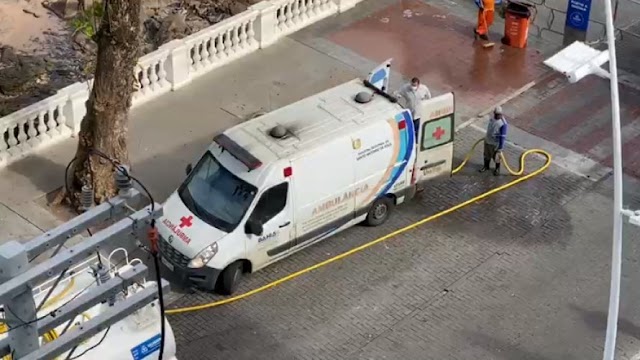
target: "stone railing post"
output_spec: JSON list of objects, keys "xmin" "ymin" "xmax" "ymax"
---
[
  {"xmin": 162, "ymin": 40, "xmax": 192, "ymax": 90},
  {"xmin": 250, "ymin": 1, "xmax": 278, "ymax": 48},
  {"xmin": 59, "ymin": 81, "xmax": 91, "ymax": 134},
  {"xmin": 335, "ymin": 0, "xmax": 358, "ymax": 13}
]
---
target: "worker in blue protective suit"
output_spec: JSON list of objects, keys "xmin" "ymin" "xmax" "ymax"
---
[{"xmin": 480, "ymin": 106, "xmax": 508, "ymax": 176}]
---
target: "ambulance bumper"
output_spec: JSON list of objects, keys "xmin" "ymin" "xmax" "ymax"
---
[
  {"xmin": 159, "ymin": 238, "xmax": 220, "ymax": 291},
  {"xmin": 161, "ymin": 259, "xmax": 221, "ymax": 291}
]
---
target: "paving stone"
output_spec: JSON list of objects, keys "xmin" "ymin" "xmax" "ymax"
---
[
  {"xmin": 170, "ymin": 125, "xmax": 595, "ymax": 359},
  {"xmin": 501, "ymin": 72, "xmax": 640, "ymax": 180}
]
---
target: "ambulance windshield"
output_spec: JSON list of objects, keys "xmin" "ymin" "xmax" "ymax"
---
[{"xmin": 178, "ymin": 151, "xmax": 257, "ymax": 233}]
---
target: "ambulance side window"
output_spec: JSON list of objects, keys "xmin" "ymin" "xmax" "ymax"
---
[
  {"xmin": 250, "ymin": 182, "xmax": 288, "ymax": 224},
  {"xmin": 420, "ymin": 115, "xmax": 453, "ymax": 151}
]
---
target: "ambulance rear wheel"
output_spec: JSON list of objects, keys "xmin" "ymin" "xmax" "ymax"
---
[
  {"xmin": 217, "ymin": 261, "xmax": 243, "ymax": 295},
  {"xmin": 365, "ymin": 197, "xmax": 393, "ymax": 226}
]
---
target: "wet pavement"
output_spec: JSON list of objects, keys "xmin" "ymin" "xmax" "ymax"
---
[
  {"xmin": 326, "ymin": 0, "xmax": 549, "ymax": 120},
  {"xmin": 502, "ymin": 72, "xmax": 640, "ymax": 179}
]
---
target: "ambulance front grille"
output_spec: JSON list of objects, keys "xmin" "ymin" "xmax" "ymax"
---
[{"xmin": 159, "ymin": 237, "xmax": 190, "ymax": 268}]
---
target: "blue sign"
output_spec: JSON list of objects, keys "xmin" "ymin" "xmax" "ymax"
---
[
  {"xmin": 566, "ymin": 0, "xmax": 593, "ymax": 31},
  {"xmin": 131, "ymin": 334, "xmax": 162, "ymax": 360}
]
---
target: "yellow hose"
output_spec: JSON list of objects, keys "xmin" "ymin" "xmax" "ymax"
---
[
  {"xmin": 41, "ymin": 276, "xmax": 76, "ymax": 312},
  {"xmin": 0, "ymin": 267, "xmax": 87, "ymax": 359},
  {"xmin": 0, "ymin": 322, "xmax": 8, "ymax": 360},
  {"xmin": 44, "ymin": 313, "xmax": 91, "ymax": 340},
  {"xmin": 40, "ymin": 313, "xmax": 92, "ymax": 360},
  {"xmin": 150, "ymin": 140, "xmax": 547, "ymax": 314},
  {"xmin": 1, "ymin": 310, "xmax": 90, "ymax": 360},
  {"xmin": 452, "ymin": 138, "xmax": 542, "ymax": 176},
  {"xmin": 0, "ymin": 322, "xmax": 9, "ymax": 360}
]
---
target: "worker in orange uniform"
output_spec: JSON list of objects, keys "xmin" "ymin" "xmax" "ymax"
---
[{"xmin": 474, "ymin": 0, "xmax": 502, "ymax": 40}]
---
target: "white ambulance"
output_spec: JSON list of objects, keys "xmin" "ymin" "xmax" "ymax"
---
[{"xmin": 157, "ymin": 61, "xmax": 456, "ymax": 295}]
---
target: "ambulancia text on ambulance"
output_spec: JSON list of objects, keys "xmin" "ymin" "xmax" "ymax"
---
[{"xmin": 157, "ymin": 61, "xmax": 456, "ymax": 295}]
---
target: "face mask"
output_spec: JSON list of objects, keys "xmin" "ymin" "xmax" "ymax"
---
[{"xmin": 411, "ymin": 86, "xmax": 418, "ymax": 91}]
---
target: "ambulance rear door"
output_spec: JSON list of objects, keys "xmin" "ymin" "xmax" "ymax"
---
[{"xmin": 413, "ymin": 92, "xmax": 455, "ymax": 184}]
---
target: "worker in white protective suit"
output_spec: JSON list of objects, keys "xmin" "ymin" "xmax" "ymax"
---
[{"xmin": 395, "ymin": 77, "xmax": 432, "ymax": 138}]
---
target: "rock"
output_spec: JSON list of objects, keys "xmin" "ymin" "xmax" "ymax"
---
[
  {"xmin": 42, "ymin": 0, "xmax": 69, "ymax": 19},
  {"xmin": 144, "ymin": 16, "xmax": 162, "ymax": 37},
  {"xmin": 229, "ymin": 2, "xmax": 248, "ymax": 16},
  {"xmin": 1, "ymin": 47, "xmax": 18, "ymax": 64},
  {"xmin": 19, "ymin": 57, "xmax": 47, "ymax": 71},
  {"xmin": 206, "ymin": 13, "xmax": 229, "ymax": 24},
  {"xmin": 72, "ymin": 32, "xmax": 97, "ymax": 54},
  {"xmin": 156, "ymin": 12, "xmax": 188, "ymax": 47},
  {"xmin": 0, "ymin": 55, "xmax": 48, "ymax": 96},
  {"xmin": 143, "ymin": 0, "xmax": 174, "ymax": 12},
  {"xmin": 23, "ymin": 8, "xmax": 41, "ymax": 18}
]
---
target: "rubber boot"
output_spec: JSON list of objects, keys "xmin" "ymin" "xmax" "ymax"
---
[
  {"xmin": 474, "ymin": 29, "xmax": 489, "ymax": 41},
  {"xmin": 479, "ymin": 159, "xmax": 490, "ymax": 173},
  {"xmin": 493, "ymin": 163, "xmax": 501, "ymax": 176}
]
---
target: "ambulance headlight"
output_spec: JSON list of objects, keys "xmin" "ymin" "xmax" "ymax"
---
[{"xmin": 188, "ymin": 242, "xmax": 218, "ymax": 268}]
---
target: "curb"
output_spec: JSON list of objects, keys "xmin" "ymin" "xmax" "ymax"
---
[
  {"xmin": 451, "ymin": 75, "xmax": 613, "ymax": 182},
  {"xmin": 455, "ymin": 80, "xmax": 537, "ymax": 133}
]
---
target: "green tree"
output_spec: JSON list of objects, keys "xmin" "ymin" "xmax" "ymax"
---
[{"xmin": 68, "ymin": 0, "xmax": 141, "ymax": 206}]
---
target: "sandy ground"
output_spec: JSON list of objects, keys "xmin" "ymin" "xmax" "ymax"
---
[{"xmin": 0, "ymin": 0, "xmax": 67, "ymax": 54}]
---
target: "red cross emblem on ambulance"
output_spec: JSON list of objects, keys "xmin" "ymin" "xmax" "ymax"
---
[
  {"xmin": 179, "ymin": 216, "xmax": 193, "ymax": 228},
  {"xmin": 432, "ymin": 126, "xmax": 446, "ymax": 140}
]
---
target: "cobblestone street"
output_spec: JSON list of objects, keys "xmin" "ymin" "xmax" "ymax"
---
[
  {"xmin": 168, "ymin": 126, "xmax": 640, "ymax": 360},
  {"xmin": 502, "ymin": 73, "xmax": 640, "ymax": 179}
]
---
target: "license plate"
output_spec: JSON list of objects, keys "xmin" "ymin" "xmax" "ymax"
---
[{"xmin": 161, "ymin": 256, "xmax": 174, "ymax": 271}]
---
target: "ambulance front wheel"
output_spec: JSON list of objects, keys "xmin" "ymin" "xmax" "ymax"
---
[
  {"xmin": 365, "ymin": 197, "xmax": 393, "ymax": 226},
  {"xmin": 217, "ymin": 261, "xmax": 243, "ymax": 295}
]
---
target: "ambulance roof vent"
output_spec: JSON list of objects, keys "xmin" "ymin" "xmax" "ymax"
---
[
  {"xmin": 354, "ymin": 91, "xmax": 373, "ymax": 104},
  {"xmin": 269, "ymin": 125, "xmax": 288, "ymax": 139}
]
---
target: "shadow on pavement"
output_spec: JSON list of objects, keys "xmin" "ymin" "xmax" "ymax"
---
[
  {"xmin": 7, "ymin": 154, "xmax": 67, "ymax": 196},
  {"xmin": 461, "ymin": 330, "xmax": 560, "ymax": 360},
  {"xmin": 131, "ymin": 133, "xmax": 214, "ymax": 203},
  {"xmin": 176, "ymin": 313, "xmax": 297, "ymax": 360},
  {"xmin": 568, "ymin": 304, "xmax": 640, "ymax": 340}
]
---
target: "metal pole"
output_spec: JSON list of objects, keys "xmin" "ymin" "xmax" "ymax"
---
[
  {"xmin": 602, "ymin": 0, "xmax": 624, "ymax": 355},
  {"xmin": 0, "ymin": 241, "xmax": 39, "ymax": 358}
]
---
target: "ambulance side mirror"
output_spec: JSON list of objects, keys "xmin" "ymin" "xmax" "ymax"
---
[
  {"xmin": 185, "ymin": 163, "xmax": 193, "ymax": 175},
  {"xmin": 245, "ymin": 219, "xmax": 263, "ymax": 236}
]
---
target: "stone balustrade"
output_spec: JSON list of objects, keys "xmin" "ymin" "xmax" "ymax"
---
[
  {"xmin": 185, "ymin": 9, "xmax": 260, "ymax": 76},
  {"xmin": 0, "ymin": 91, "xmax": 73, "ymax": 167},
  {"xmin": 273, "ymin": 0, "xmax": 337, "ymax": 38},
  {"xmin": 132, "ymin": 48, "xmax": 172, "ymax": 106},
  {"xmin": 0, "ymin": 0, "xmax": 365, "ymax": 169}
]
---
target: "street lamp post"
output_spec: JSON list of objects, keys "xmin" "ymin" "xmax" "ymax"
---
[
  {"xmin": 600, "ymin": 0, "xmax": 625, "ymax": 357},
  {"xmin": 542, "ymin": 1, "xmax": 640, "ymax": 358}
]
